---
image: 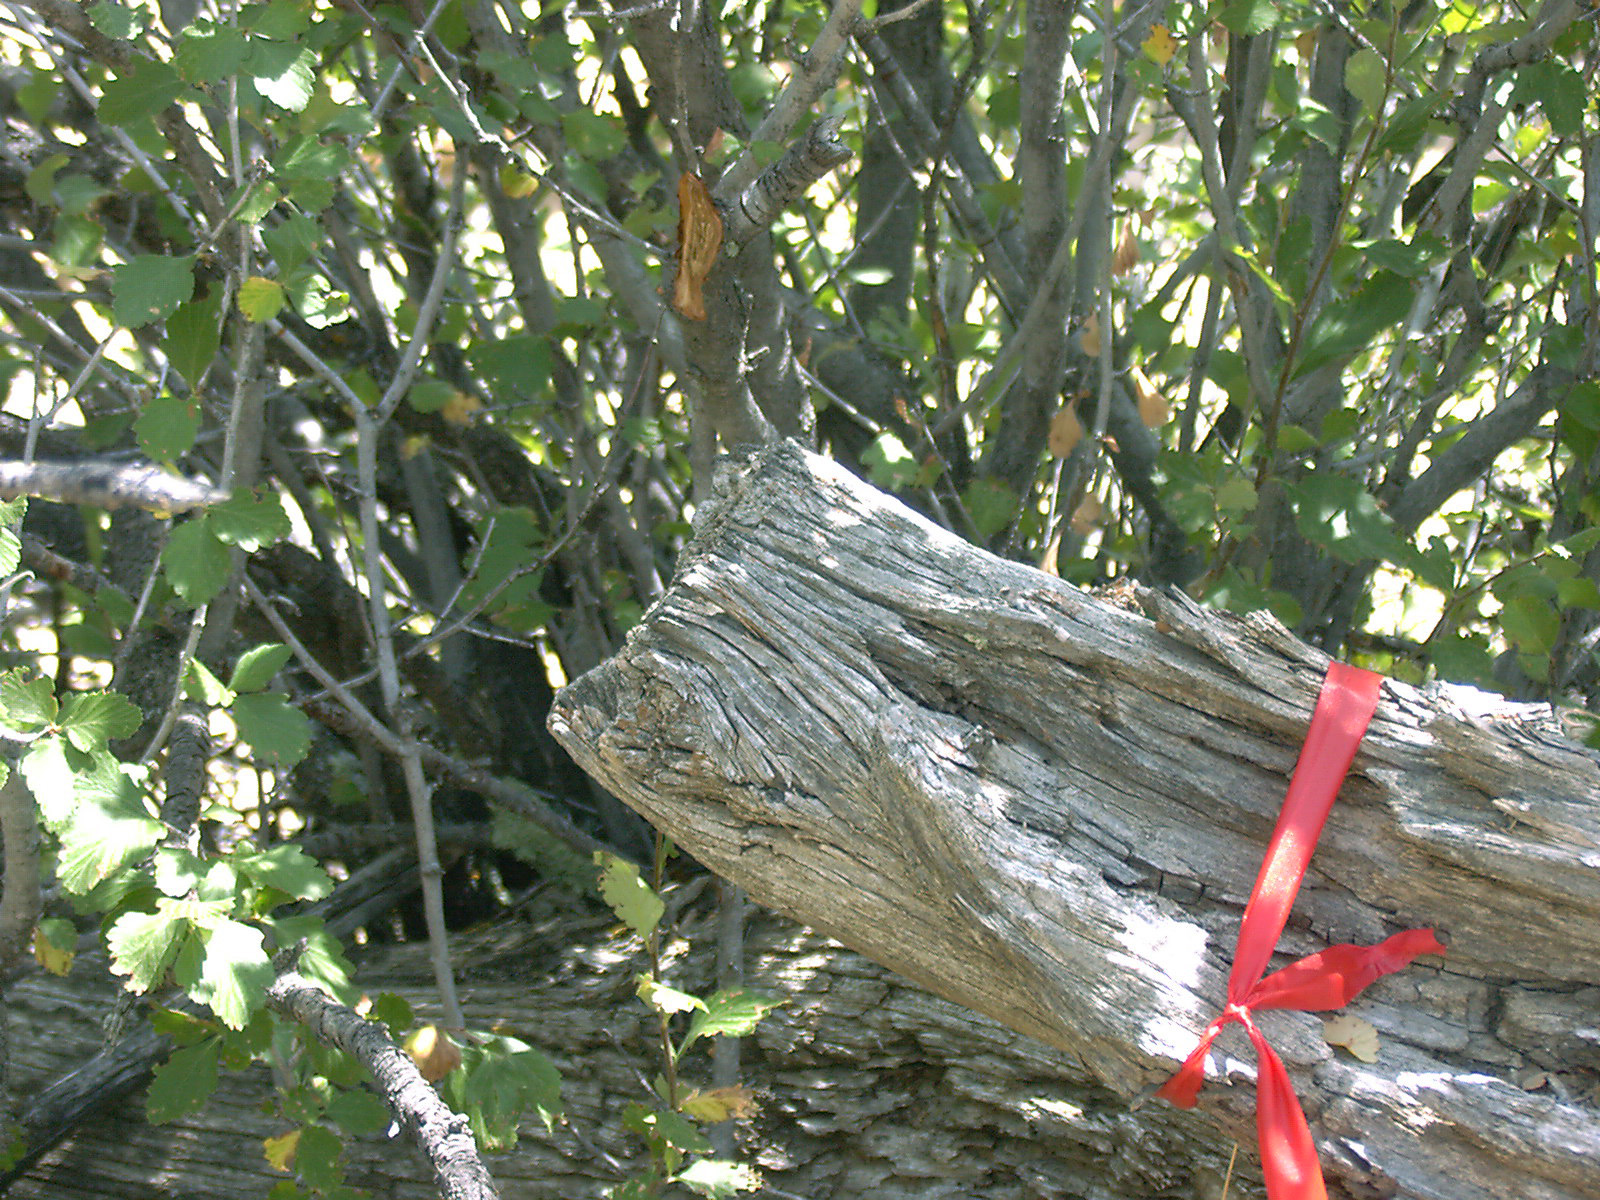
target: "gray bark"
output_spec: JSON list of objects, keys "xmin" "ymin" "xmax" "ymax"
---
[
  {"xmin": 549, "ymin": 440, "xmax": 1600, "ymax": 1200},
  {"xmin": 4, "ymin": 894, "xmax": 1234, "ymax": 1200}
]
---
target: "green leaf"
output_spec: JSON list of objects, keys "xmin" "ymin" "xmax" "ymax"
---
[
  {"xmin": 1512, "ymin": 58, "xmax": 1588, "ymax": 140},
  {"xmin": 262, "ymin": 213, "xmax": 321, "ymax": 275},
  {"xmin": 637, "ymin": 975, "xmax": 705, "ymax": 1016},
  {"xmin": 861, "ymin": 432, "xmax": 918, "ymax": 491},
  {"xmin": 162, "ymin": 290, "xmax": 225, "ymax": 391},
  {"xmin": 1501, "ymin": 593, "xmax": 1559, "ymax": 657},
  {"xmin": 108, "ymin": 907, "xmax": 188, "ymax": 993},
  {"xmin": 147, "ymin": 1038, "xmax": 221, "ymax": 1123},
  {"xmin": 407, "ymin": 378, "xmax": 456, "ymax": 414},
  {"xmin": 455, "ymin": 1038, "xmax": 562, "ymax": 1136},
  {"xmin": 961, "ymin": 478, "xmax": 1017, "ymax": 541},
  {"xmin": 135, "ymin": 392, "xmax": 201, "ymax": 463},
  {"xmin": 237, "ymin": 276, "xmax": 286, "ymax": 323},
  {"xmin": 0, "ymin": 669, "xmax": 58, "ymax": 731},
  {"xmin": 682, "ymin": 988, "xmax": 781, "ymax": 1053},
  {"xmin": 20, "ymin": 737, "xmax": 74, "ymax": 826},
  {"xmin": 112, "ymin": 255, "xmax": 197, "ymax": 329},
  {"xmin": 232, "ymin": 692, "xmax": 311, "ymax": 766},
  {"xmin": 24, "ymin": 153, "xmax": 68, "ymax": 206},
  {"xmin": 1216, "ymin": 0, "xmax": 1282, "ymax": 36},
  {"xmin": 366, "ymin": 992, "xmax": 414, "ymax": 1036},
  {"xmin": 249, "ymin": 41, "xmax": 316, "ymax": 112},
  {"xmin": 99, "ymin": 59, "xmax": 186, "ymax": 125},
  {"xmin": 208, "ymin": 490, "xmax": 291, "ymax": 550},
  {"xmin": 0, "ymin": 497, "xmax": 26, "ymax": 577},
  {"xmin": 1290, "ymin": 474, "xmax": 1405, "ymax": 565},
  {"xmin": 230, "ymin": 643, "xmax": 293, "ymax": 693},
  {"xmin": 154, "ymin": 846, "xmax": 207, "ymax": 898},
  {"xmin": 174, "ymin": 21, "xmax": 252, "ymax": 83},
  {"xmin": 58, "ymin": 690, "xmax": 142, "ymax": 753},
  {"xmin": 1356, "ymin": 234, "xmax": 1447, "ymax": 279},
  {"xmin": 646, "ymin": 1107, "xmax": 713, "ymax": 1155},
  {"xmin": 88, "ymin": 0, "xmax": 145, "ymax": 40},
  {"xmin": 1294, "ymin": 271, "xmax": 1412, "ymax": 378},
  {"xmin": 56, "ymin": 755, "xmax": 164, "ymax": 893},
  {"xmin": 292, "ymin": 1123, "xmax": 345, "ymax": 1190},
  {"xmin": 233, "ymin": 178, "xmax": 282, "ymax": 225},
  {"xmin": 1343, "ymin": 47, "xmax": 1387, "ymax": 114},
  {"xmin": 1214, "ymin": 478, "xmax": 1258, "ymax": 514},
  {"xmin": 676, "ymin": 1159, "xmax": 762, "ymax": 1198},
  {"xmin": 235, "ymin": 843, "xmax": 332, "ymax": 901},
  {"xmin": 595, "ymin": 852, "xmax": 664, "ymax": 939},
  {"xmin": 162, "ymin": 519, "xmax": 232, "ymax": 606},
  {"xmin": 325, "ymin": 1090, "xmax": 391, "ymax": 1137},
  {"xmin": 184, "ymin": 658, "xmax": 234, "ymax": 706},
  {"xmin": 196, "ymin": 918, "xmax": 273, "ymax": 1029}
]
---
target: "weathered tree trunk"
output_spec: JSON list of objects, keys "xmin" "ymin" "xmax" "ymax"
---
[
  {"xmin": 550, "ymin": 441, "xmax": 1600, "ymax": 1200},
  {"xmin": 4, "ymin": 894, "xmax": 1192, "ymax": 1199}
]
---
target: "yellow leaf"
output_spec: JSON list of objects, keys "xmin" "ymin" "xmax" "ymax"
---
[
  {"xmin": 237, "ymin": 276, "xmax": 285, "ymax": 323},
  {"xmin": 1048, "ymin": 406, "xmax": 1083, "ymax": 457},
  {"xmin": 680, "ymin": 1085, "xmax": 759, "ymax": 1123},
  {"xmin": 1131, "ymin": 366, "xmax": 1170, "ymax": 427},
  {"xmin": 263, "ymin": 1129, "xmax": 300, "ymax": 1172},
  {"xmin": 672, "ymin": 171, "xmax": 724, "ymax": 321},
  {"xmin": 1142, "ymin": 23, "xmax": 1178, "ymax": 65},
  {"xmin": 499, "ymin": 163, "xmax": 539, "ymax": 199},
  {"xmin": 33, "ymin": 929, "xmax": 74, "ymax": 976},
  {"xmin": 441, "ymin": 390, "xmax": 482, "ymax": 425},
  {"xmin": 1322, "ymin": 1014, "xmax": 1379, "ymax": 1063},
  {"xmin": 405, "ymin": 1024, "xmax": 462, "ymax": 1082},
  {"xmin": 401, "ymin": 433, "xmax": 431, "ymax": 460}
]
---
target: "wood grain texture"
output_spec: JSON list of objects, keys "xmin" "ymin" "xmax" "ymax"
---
[{"xmin": 551, "ymin": 440, "xmax": 1600, "ymax": 1200}]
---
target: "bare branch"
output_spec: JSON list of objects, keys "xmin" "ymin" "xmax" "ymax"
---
[
  {"xmin": 717, "ymin": 0, "xmax": 864, "ymax": 199},
  {"xmin": 0, "ymin": 461, "xmax": 228, "ymax": 515},
  {"xmin": 266, "ymin": 971, "xmax": 500, "ymax": 1200},
  {"xmin": 720, "ymin": 117, "xmax": 854, "ymax": 246}
]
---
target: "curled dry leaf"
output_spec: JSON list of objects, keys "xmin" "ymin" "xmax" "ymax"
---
[
  {"xmin": 1070, "ymin": 496, "xmax": 1104, "ymax": 536},
  {"xmin": 672, "ymin": 171, "xmax": 724, "ymax": 321},
  {"xmin": 1079, "ymin": 311, "xmax": 1101, "ymax": 357},
  {"xmin": 405, "ymin": 1024, "xmax": 463, "ymax": 1082},
  {"xmin": 1113, "ymin": 224, "xmax": 1140, "ymax": 275},
  {"xmin": 1131, "ymin": 366, "xmax": 1170, "ymax": 427},
  {"xmin": 1048, "ymin": 406, "xmax": 1083, "ymax": 457},
  {"xmin": 1322, "ymin": 1014, "xmax": 1379, "ymax": 1063}
]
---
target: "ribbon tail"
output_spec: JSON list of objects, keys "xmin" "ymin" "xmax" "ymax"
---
[
  {"xmin": 1156, "ymin": 1018, "xmax": 1228, "ymax": 1109},
  {"xmin": 1247, "ymin": 1023, "xmax": 1329, "ymax": 1200}
]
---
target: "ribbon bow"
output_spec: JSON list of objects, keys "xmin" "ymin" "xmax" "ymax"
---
[{"xmin": 1158, "ymin": 662, "xmax": 1445, "ymax": 1200}]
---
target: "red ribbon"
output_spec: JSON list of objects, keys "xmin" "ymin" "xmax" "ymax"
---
[{"xmin": 1157, "ymin": 662, "xmax": 1445, "ymax": 1200}]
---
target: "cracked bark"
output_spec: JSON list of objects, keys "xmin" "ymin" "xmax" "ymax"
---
[{"xmin": 549, "ymin": 441, "xmax": 1600, "ymax": 1200}]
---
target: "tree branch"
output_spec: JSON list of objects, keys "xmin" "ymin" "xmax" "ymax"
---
[{"xmin": 266, "ymin": 971, "xmax": 500, "ymax": 1200}]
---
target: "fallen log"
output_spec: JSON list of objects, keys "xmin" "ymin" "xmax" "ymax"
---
[{"xmin": 550, "ymin": 440, "xmax": 1600, "ymax": 1200}]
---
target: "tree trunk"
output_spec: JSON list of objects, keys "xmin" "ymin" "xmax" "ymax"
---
[
  {"xmin": 4, "ymin": 894, "xmax": 1218, "ymax": 1199},
  {"xmin": 549, "ymin": 440, "xmax": 1600, "ymax": 1200}
]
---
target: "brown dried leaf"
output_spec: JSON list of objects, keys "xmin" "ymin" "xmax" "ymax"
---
[
  {"xmin": 1048, "ymin": 406, "xmax": 1083, "ymax": 457},
  {"xmin": 672, "ymin": 171, "xmax": 724, "ymax": 321},
  {"xmin": 1131, "ymin": 366, "xmax": 1170, "ymax": 427},
  {"xmin": 1113, "ymin": 224, "xmax": 1140, "ymax": 275},
  {"xmin": 1070, "ymin": 496, "xmax": 1104, "ymax": 536},
  {"xmin": 1079, "ymin": 311, "xmax": 1101, "ymax": 356},
  {"xmin": 405, "ymin": 1024, "xmax": 463, "ymax": 1082}
]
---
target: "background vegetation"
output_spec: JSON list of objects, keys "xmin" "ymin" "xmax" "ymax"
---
[{"xmin": 0, "ymin": 0, "xmax": 1595, "ymax": 1193}]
